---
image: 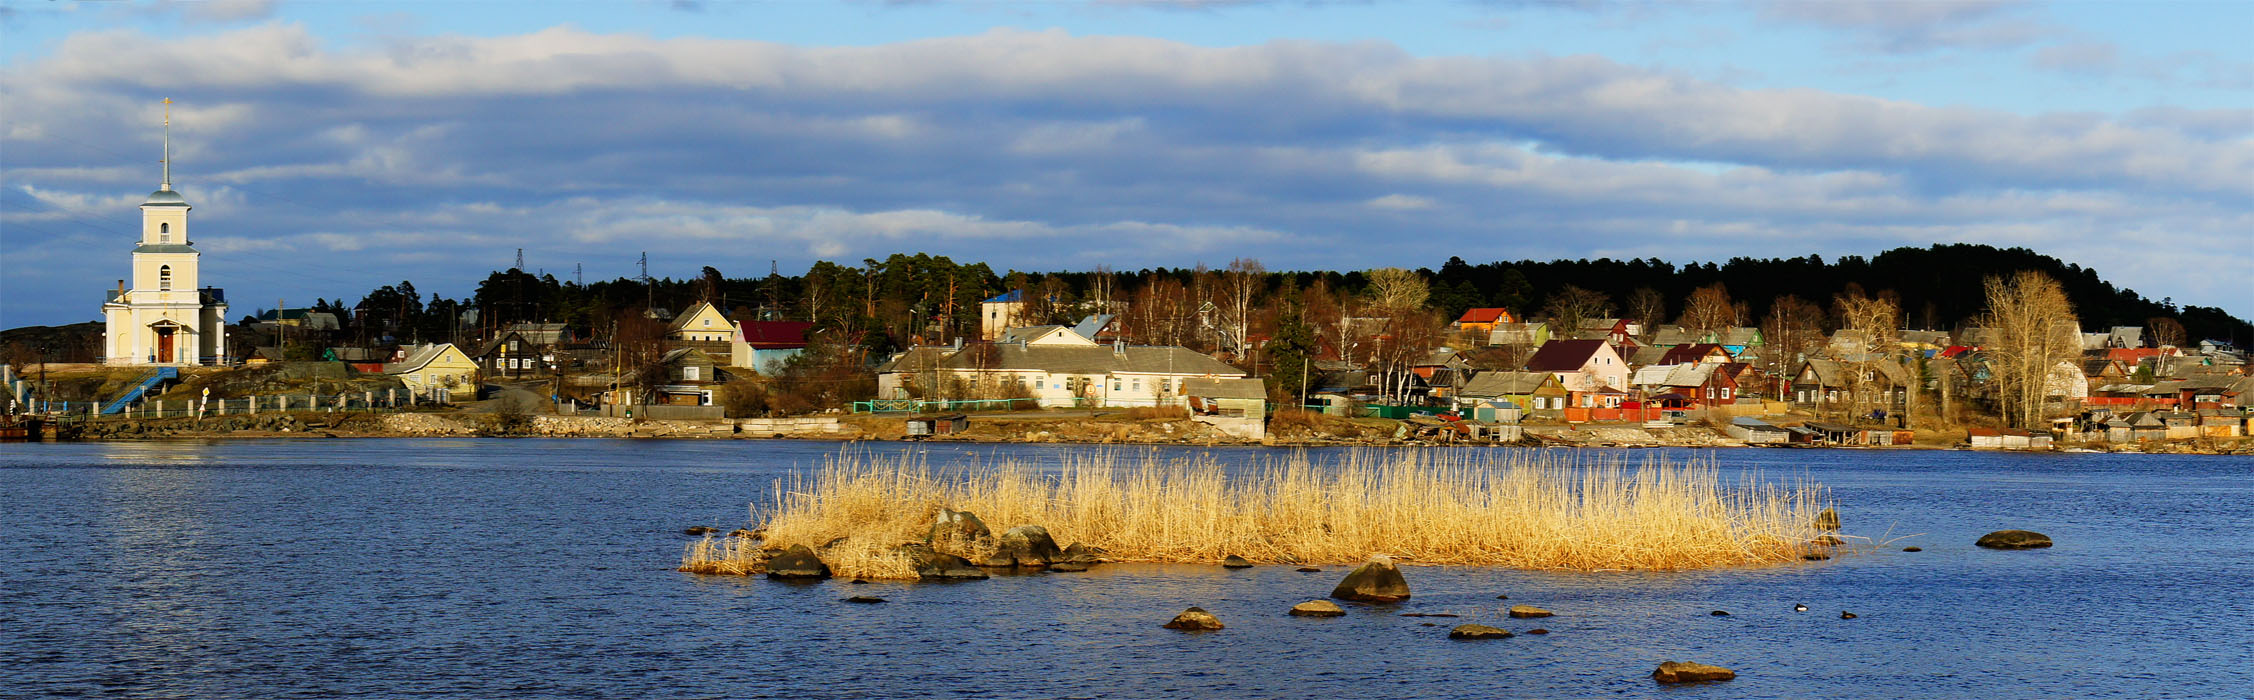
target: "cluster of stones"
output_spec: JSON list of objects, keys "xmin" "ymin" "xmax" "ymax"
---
[
  {"xmin": 746, "ymin": 508, "xmax": 1107, "ymax": 583},
  {"xmin": 83, "ymin": 414, "xmax": 320, "ymax": 438}
]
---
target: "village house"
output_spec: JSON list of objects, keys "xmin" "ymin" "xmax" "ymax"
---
[
  {"xmin": 1456, "ymin": 370, "xmax": 1566, "ymax": 412},
  {"xmin": 979, "ymin": 290, "xmax": 1027, "ymax": 341},
  {"xmin": 873, "ymin": 324, "xmax": 1246, "ymax": 408},
  {"xmin": 1523, "ymin": 339, "xmax": 1629, "ymax": 408},
  {"xmin": 1486, "ymin": 322, "xmax": 1550, "ymax": 348},
  {"xmin": 652, "ymin": 347, "xmax": 728, "ymax": 406},
  {"xmin": 383, "ymin": 343, "xmax": 477, "ymax": 403},
  {"xmin": 1451, "ymin": 308, "xmax": 1515, "ymax": 334},
  {"xmin": 472, "ymin": 330, "xmax": 547, "ymax": 379},
  {"xmin": 1788, "ymin": 359, "xmax": 1907, "ymax": 412},
  {"xmin": 731, "ymin": 319, "xmax": 814, "ymax": 375}
]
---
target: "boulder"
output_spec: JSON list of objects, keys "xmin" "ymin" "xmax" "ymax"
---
[
  {"xmin": 1330, "ymin": 555, "xmax": 1411, "ymax": 602},
  {"xmin": 1162, "ymin": 607, "xmax": 1224, "ymax": 630},
  {"xmin": 684, "ymin": 526, "xmax": 718, "ymax": 536},
  {"xmin": 897, "ymin": 544, "xmax": 990, "ymax": 580},
  {"xmin": 1448, "ymin": 624, "xmax": 1513, "ymax": 640},
  {"xmin": 765, "ymin": 545, "xmax": 832, "ymax": 580},
  {"xmin": 1289, "ymin": 600, "xmax": 1345, "ymax": 617},
  {"xmin": 1222, "ymin": 555, "xmax": 1254, "ymax": 569},
  {"xmin": 1976, "ymin": 530, "xmax": 2053, "ymax": 549},
  {"xmin": 993, "ymin": 525, "xmax": 1065, "ymax": 567},
  {"xmin": 1902, "ymin": 546, "xmax": 1922, "ymax": 552},
  {"xmin": 1814, "ymin": 507, "xmax": 1841, "ymax": 531},
  {"xmin": 1652, "ymin": 661, "xmax": 1736, "ymax": 683},
  {"xmin": 1059, "ymin": 543, "xmax": 1104, "ymax": 564},
  {"xmin": 927, "ymin": 509, "xmax": 992, "ymax": 544},
  {"xmin": 1507, "ymin": 605, "xmax": 1553, "ymax": 619}
]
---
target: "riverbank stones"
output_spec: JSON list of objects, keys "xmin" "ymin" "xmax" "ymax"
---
[
  {"xmin": 1222, "ymin": 555, "xmax": 1253, "ymax": 569},
  {"xmin": 897, "ymin": 544, "xmax": 989, "ymax": 581},
  {"xmin": 1330, "ymin": 555, "xmax": 1411, "ymax": 602},
  {"xmin": 1289, "ymin": 600, "xmax": 1345, "ymax": 617},
  {"xmin": 927, "ymin": 509, "xmax": 991, "ymax": 544},
  {"xmin": 1507, "ymin": 605, "xmax": 1553, "ymax": 619},
  {"xmin": 1652, "ymin": 661, "xmax": 1736, "ymax": 683},
  {"xmin": 1163, "ymin": 607, "xmax": 1224, "ymax": 630},
  {"xmin": 765, "ymin": 545, "xmax": 832, "ymax": 580},
  {"xmin": 990, "ymin": 525, "xmax": 1065, "ymax": 567},
  {"xmin": 684, "ymin": 526, "xmax": 717, "ymax": 536},
  {"xmin": 1976, "ymin": 530, "xmax": 2053, "ymax": 549},
  {"xmin": 1448, "ymin": 624, "xmax": 1512, "ymax": 640}
]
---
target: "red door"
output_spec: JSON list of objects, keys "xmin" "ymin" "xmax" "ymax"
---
[{"xmin": 157, "ymin": 330, "xmax": 175, "ymax": 363}]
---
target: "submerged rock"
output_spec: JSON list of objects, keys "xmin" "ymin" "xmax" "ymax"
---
[
  {"xmin": 1840, "ymin": 611, "xmax": 1858, "ymax": 619},
  {"xmin": 1710, "ymin": 610, "xmax": 1730, "ymax": 616},
  {"xmin": 1525, "ymin": 628, "xmax": 1549, "ymax": 635},
  {"xmin": 1330, "ymin": 555, "xmax": 1411, "ymax": 602},
  {"xmin": 1507, "ymin": 605, "xmax": 1553, "ymax": 619},
  {"xmin": 993, "ymin": 525, "xmax": 1065, "ymax": 567},
  {"xmin": 1046, "ymin": 561, "xmax": 1089, "ymax": 572},
  {"xmin": 1163, "ymin": 607, "xmax": 1224, "ymax": 630},
  {"xmin": 842, "ymin": 595, "xmax": 885, "ymax": 604},
  {"xmin": 1813, "ymin": 535, "xmax": 1846, "ymax": 546},
  {"xmin": 1976, "ymin": 530, "xmax": 2053, "ymax": 549},
  {"xmin": 1222, "ymin": 554, "xmax": 1254, "ymax": 569},
  {"xmin": 1289, "ymin": 600, "xmax": 1345, "ymax": 617},
  {"xmin": 684, "ymin": 526, "xmax": 718, "ymax": 536},
  {"xmin": 765, "ymin": 545, "xmax": 832, "ymax": 580},
  {"xmin": 1652, "ymin": 661, "xmax": 1736, "ymax": 683},
  {"xmin": 1295, "ymin": 566, "xmax": 1323, "ymax": 573},
  {"xmin": 1449, "ymin": 624, "xmax": 1512, "ymax": 640},
  {"xmin": 1814, "ymin": 507, "xmax": 1841, "ymax": 531},
  {"xmin": 1059, "ymin": 543, "xmax": 1105, "ymax": 564}
]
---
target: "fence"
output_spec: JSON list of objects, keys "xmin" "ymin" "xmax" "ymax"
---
[{"xmin": 22, "ymin": 389, "xmax": 424, "ymax": 423}]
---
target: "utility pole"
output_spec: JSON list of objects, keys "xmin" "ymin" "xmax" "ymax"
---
[
  {"xmin": 640, "ymin": 252, "xmax": 651, "ymax": 312},
  {"xmin": 515, "ymin": 248, "xmax": 525, "ymax": 271},
  {"xmin": 278, "ymin": 298, "xmax": 286, "ymax": 358},
  {"xmin": 575, "ymin": 263, "xmax": 583, "ymax": 287}
]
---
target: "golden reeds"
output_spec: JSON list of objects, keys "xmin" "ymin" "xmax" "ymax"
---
[{"xmin": 682, "ymin": 448, "xmax": 1837, "ymax": 579}]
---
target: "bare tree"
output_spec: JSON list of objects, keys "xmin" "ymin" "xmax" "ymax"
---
[
  {"xmin": 1678, "ymin": 283, "xmax": 1739, "ymax": 339},
  {"xmin": 1365, "ymin": 267, "xmax": 1429, "ymax": 313},
  {"xmin": 1836, "ymin": 292, "xmax": 1901, "ymax": 421},
  {"xmin": 2147, "ymin": 316, "xmax": 2187, "ymax": 348},
  {"xmin": 1624, "ymin": 287, "xmax": 1666, "ymax": 342},
  {"xmin": 1982, "ymin": 271, "xmax": 2080, "ymax": 429},
  {"xmin": 1216, "ymin": 258, "xmax": 1266, "ymax": 359},
  {"xmin": 1760, "ymin": 295, "xmax": 1825, "ymax": 400},
  {"xmin": 1541, "ymin": 285, "xmax": 1612, "ymax": 339}
]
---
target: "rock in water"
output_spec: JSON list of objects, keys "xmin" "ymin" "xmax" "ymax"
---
[
  {"xmin": 1222, "ymin": 554, "xmax": 1253, "ymax": 569},
  {"xmin": 1814, "ymin": 507, "xmax": 1841, "ymax": 531},
  {"xmin": 1507, "ymin": 605, "xmax": 1553, "ymax": 619},
  {"xmin": 1046, "ymin": 561, "xmax": 1089, "ymax": 572},
  {"xmin": 765, "ymin": 544, "xmax": 832, "ymax": 580},
  {"xmin": 1525, "ymin": 628, "xmax": 1549, "ymax": 635},
  {"xmin": 1840, "ymin": 611, "xmax": 1858, "ymax": 619},
  {"xmin": 1059, "ymin": 543, "xmax": 1105, "ymax": 564},
  {"xmin": 1163, "ymin": 607, "xmax": 1224, "ymax": 630},
  {"xmin": 684, "ymin": 526, "xmax": 718, "ymax": 536},
  {"xmin": 1813, "ymin": 535, "xmax": 1845, "ymax": 546},
  {"xmin": 1295, "ymin": 566, "xmax": 1323, "ymax": 573},
  {"xmin": 1289, "ymin": 600, "xmax": 1345, "ymax": 617},
  {"xmin": 1710, "ymin": 610, "xmax": 1730, "ymax": 616},
  {"xmin": 1330, "ymin": 555, "xmax": 1411, "ymax": 602},
  {"xmin": 1652, "ymin": 661, "xmax": 1736, "ymax": 683},
  {"xmin": 1976, "ymin": 530, "xmax": 2053, "ymax": 549},
  {"xmin": 1448, "ymin": 624, "xmax": 1513, "ymax": 640},
  {"xmin": 897, "ymin": 544, "xmax": 990, "ymax": 580},
  {"xmin": 994, "ymin": 525, "xmax": 1065, "ymax": 566},
  {"xmin": 927, "ymin": 509, "xmax": 991, "ymax": 543},
  {"xmin": 1903, "ymin": 546, "xmax": 1922, "ymax": 552},
  {"xmin": 842, "ymin": 596, "xmax": 885, "ymax": 604}
]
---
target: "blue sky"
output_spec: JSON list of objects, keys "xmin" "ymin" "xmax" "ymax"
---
[{"xmin": 2, "ymin": 0, "xmax": 2248, "ymax": 328}]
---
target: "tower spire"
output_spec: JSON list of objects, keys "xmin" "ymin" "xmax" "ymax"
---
[{"xmin": 161, "ymin": 98, "xmax": 173, "ymax": 191}]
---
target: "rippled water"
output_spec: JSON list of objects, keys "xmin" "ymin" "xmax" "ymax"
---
[{"xmin": 2, "ymin": 439, "xmax": 2248, "ymax": 699}]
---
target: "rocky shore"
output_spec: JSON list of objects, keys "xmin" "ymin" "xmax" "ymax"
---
[{"xmin": 36, "ymin": 410, "xmax": 2254, "ymax": 454}]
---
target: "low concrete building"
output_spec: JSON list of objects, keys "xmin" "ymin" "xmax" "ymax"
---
[{"xmin": 1183, "ymin": 377, "xmax": 1267, "ymax": 440}]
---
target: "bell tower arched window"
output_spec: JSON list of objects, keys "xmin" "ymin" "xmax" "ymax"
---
[
  {"xmin": 159, "ymin": 222, "xmax": 171, "ymax": 243},
  {"xmin": 159, "ymin": 265, "xmax": 172, "ymax": 291}
]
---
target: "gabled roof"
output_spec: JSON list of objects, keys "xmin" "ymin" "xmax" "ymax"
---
[
  {"xmin": 1456, "ymin": 308, "xmax": 1513, "ymax": 324},
  {"xmin": 667, "ymin": 301, "xmax": 730, "ymax": 332},
  {"xmin": 1628, "ymin": 345, "xmax": 1668, "ymax": 366},
  {"xmin": 738, "ymin": 320, "xmax": 814, "ymax": 348},
  {"xmin": 383, "ymin": 343, "xmax": 465, "ymax": 374},
  {"xmin": 1184, "ymin": 377, "xmax": 1267, "ymax": 400},
  {"xmin": 1718, "ymin": 327, "xmax": 1763, "ymax": 347},
  {"xmin": 1648, "ymin": 326, "xmax": 1696, "ymax": 346},
  {"xmin": 1461, "ymin": 370, "xmax": 1558, "ymax": 397},
  {"xmin": 1525, "ymin": 340, "xmax": 1611, "ymax": 372},
  {"xmin": 1659, "ymin": 344, "xmax": 1729, "ymax": 365},
  {"xmin": 1072, "ymin": 314, "xmax": 1117, "ymax": 339}
]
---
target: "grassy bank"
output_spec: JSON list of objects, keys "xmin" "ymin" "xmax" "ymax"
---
[{"xmin": 683, "ymin": 449, "xmax": 1837, "ymax": 579}]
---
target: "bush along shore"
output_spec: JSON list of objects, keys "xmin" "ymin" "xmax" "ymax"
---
[{"xmin": 679, "ymin": 448, "xmax": 1844, "ymax": 579}]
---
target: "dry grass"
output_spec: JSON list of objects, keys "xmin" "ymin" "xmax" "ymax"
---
[
  {"xmin": 683, "ymin": 448, "xmax": 1836, "ymax": 579},
  {"xmin": 1113, "ymin": 405, "xmax": 1190, "ymax": 421}
]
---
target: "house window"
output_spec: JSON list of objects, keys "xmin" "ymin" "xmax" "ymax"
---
[
  {"xmin": 1133, "ymin": 379, "xmax": 1142, "ymax": 392},
  {"xmin": 684, "ymin": 366, "xmax": 700, "ymax": 381},
  {"xmin": 1113, "ymin": 379, "xmax": 1123, "ymax": 392},
  {"xmin": 159, "ymin": 265, "xmax": 172, "ymax": 291},
  {"xmin": 159, "ymin": 222, "xmax": 170, "ymax": 243},
  {"xmin": 703, "ymin": 319, "xmax": 711, "ymax": 327}
]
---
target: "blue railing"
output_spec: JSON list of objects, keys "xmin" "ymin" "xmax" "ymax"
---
[{"xmin": 99, "ymin": 367, "xmax": 178, "ymax": 415}]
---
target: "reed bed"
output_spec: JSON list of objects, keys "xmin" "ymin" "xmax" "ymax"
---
[{"xmin": 682, "ymin": 448, "xmax": 1836, "ymax": 579}]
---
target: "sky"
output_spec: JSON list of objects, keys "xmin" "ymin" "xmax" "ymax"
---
[{"xmin": 1, "ymin": 0, "xmax": 2248, "ymax": 328}]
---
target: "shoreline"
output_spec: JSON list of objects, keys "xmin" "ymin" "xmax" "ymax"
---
[{"xmin": 18, "ymin": 410, "xmax": 2250, "ymax": 455}]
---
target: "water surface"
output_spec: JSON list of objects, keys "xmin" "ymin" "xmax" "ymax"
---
[{"xmin": 2, "ymin": 440, "xmax": 2247, "ymax": 699}]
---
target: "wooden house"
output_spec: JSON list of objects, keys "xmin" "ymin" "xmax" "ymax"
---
[
  {"xmin": 382, "ymin": 343, "xmax": 477, "ymax": 403},
  {"xmin": 1523, "ymin": 340, "xmax": 1629, "ymax": 408},
  {"xmin": 1452, "ymin": 308, "xmax": 1515, "ymax": 333},
  {"xmin": 473, "ymin": 330, "xmax": 547, "ymax": 379}
]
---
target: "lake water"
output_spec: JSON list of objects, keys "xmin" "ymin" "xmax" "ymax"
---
[{"xmin": 2, "ymin": 439, "xmax": 2248, "ymax": 699}]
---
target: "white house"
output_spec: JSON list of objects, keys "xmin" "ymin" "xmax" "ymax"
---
[{"xmin": 875, "ymin": 324, "xmax": 1246, "ymax": 408}]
